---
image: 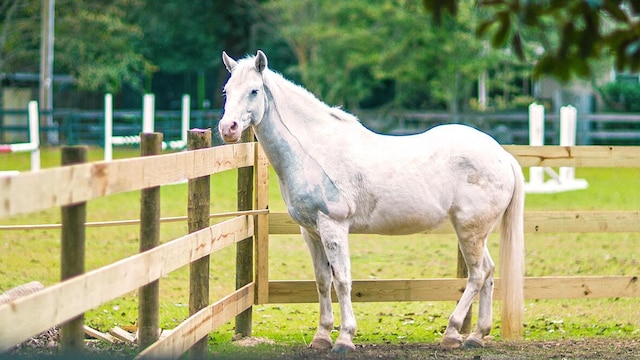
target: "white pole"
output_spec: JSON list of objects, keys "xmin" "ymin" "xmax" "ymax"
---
[
  {"xmin": 181, "ymin": 94, "xmax": 190, "ymax": 146},
  {"xmin": 104, "ymin": 93, "xmax": 113, "ymax": 161},
  {"xmin": 478, "ymin": 71, "xmax": 487, "ymax": 111},
  {"xmin": 142, "ymin": 94, "xmax": 155, "ymax": 133},
  {"xmin": 39, "ymin": 0, "xmax": 56, "ymax": 145},
  {"xmin": 559, "ymin": 105, "xmax": 577, "ymax": 182},
  {"xmin": 27, "ymin": 101, "xmax": 40, "ymax": 171},
  {"xmin": 528, "ymin": 103, "xmax": 545, "ymax": 185}
]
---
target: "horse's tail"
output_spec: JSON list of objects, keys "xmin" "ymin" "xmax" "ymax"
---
[{"xmin": 499, "ymin": 157, "xmax": 525, "ymax": 339}]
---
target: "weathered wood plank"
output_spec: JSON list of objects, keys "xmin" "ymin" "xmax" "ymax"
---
[
  {"xmin": 268, "ymin": 276, "xmax": 639, "ymax": 304},
  {"xmin": 523, "ymin": 276, "xmax": 639, "ymax": 300},
  {"xmin": 235, "ymin": 129, "xmax": 255, "ymax": 338},
  {"xmin": 187, "ymin": 129, "xmax": 212, "ymax": 360},
  {"xmin": 504, "ymin": 145, "xmax": 640, "ymax": 168},
  {"xmin": 60, "ymin": 146, "xmax": 88, "ymax": 353},
  {"xmin": 138, "ymin": 133, "xmax": 163, "ymax": 350},
  {"xmin": 269, "ymin": 211, "xmax": 640, "ymax": 235},
  {"xmin": 526, "ymin": 210, "xmax": 640, "ymax": 233},
  {"xmin": 136, "ymin": 284, "xmax": 254, "ymax": 360},
  {"xmin": 0, "ymin": 216, "xmax": 253, "ymax": 352},
  {"xmin": 254, "ymin": 144, "xmax": 271, "ymax": 305},
  {"xmin": 0, "ymin": 143, "xmax": 254, "ymax": 218}
]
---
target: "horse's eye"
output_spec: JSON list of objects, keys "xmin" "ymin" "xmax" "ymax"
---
[{"xmin": 250, "ymin": 89, "xmax": 259, "ymax": 96}]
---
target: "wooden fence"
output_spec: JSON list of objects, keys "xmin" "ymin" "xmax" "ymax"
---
[{"xmin": 0, "ymin": 139, "xmax": 639, "ymax": 358}]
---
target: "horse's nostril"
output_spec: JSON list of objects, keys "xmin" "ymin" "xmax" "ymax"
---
[{"xmin": 230, "ymin": 122, "xmax": 238, "ymax": 131}]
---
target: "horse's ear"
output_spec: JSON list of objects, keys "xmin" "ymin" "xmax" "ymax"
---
[
  {"xmin": 222, "ymin": 51, "xmax": 237, "ymax": 73},
  {"xmin": 255, "ymin": 50, "xmax": 268, "ymax": 73}
]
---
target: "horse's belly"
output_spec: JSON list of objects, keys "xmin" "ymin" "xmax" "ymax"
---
[{"xmin": 350, "ymin": 207, "xmax": 447, "ymax": 235}]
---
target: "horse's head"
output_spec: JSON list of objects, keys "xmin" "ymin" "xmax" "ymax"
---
[{"xmin": 218, "ymin": 50, "xmax": 269, "ymax": 143}]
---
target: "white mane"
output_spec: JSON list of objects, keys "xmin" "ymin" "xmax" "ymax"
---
[{"xmin": 239, "ymin": 56, "xmax": 360, "ymax": 124}]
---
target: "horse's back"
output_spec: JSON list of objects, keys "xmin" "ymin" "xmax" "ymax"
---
[{"xmin": 351, "ymin": 124, "xmax": 518, "ymax": 235}]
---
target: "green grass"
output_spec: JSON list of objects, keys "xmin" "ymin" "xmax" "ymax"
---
[{"xmin": 1, "ymin": 147, "xmax": 639, "ymax": 352}]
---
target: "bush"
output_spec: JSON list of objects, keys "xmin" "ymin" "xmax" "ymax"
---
[{"xmin": 599, "ymin": 81, "xmax": 640, "ymax": 112}]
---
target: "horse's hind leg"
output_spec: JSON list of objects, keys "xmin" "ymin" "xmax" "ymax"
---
[
  {"xmin": 442, "ymin": 230, "xmax": 492, "ymax": 349},
  {"xmin": 463, "ymin": 247, "xmax": 495, "ymax": 348},
  {"xmin": 301, "ymin": 227, "xmax": 334, "ymax": 350}
]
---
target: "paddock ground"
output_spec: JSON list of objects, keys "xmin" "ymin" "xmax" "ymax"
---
[
  {"xmin": 5, "ymin": 337, "xmax": 639, "ymax": 359},
  {"xmin": 221, "ymin": 338, "xmax": 640, "ymax": 359}
]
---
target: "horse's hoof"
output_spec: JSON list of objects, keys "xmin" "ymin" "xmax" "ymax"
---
[
  {"xmin": 332, "ymin": 339, "xmax": 356, "ymax": 353},
  {"xmin": 440, "ymin": 335, "xmax": 463, "ymax": 350},
  {"xmin": 462, "ymin": 336, "xmax": 484, "ymax": 349},
  {"xmin": 309, "ymin": 336, "xmax": 332, "ymax": 350}
]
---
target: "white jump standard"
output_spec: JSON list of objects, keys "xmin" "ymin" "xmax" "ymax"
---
[{"xmin": 524, "ymin": 103, "xmax": 588, "ymax": 193}]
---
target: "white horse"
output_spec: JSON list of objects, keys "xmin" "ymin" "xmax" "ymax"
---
[{"xmin": 218, "ymin": 50, "xmax": 525, "ymax": 352}]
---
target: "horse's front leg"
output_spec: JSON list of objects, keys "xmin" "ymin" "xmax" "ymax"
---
[
  {"xmin": 301, "ymin": 227, "xmax": 334, "ymax": 350},
  {"xmin": 316, "ymin": 214, "xmax": 356, "ymax": 353}
]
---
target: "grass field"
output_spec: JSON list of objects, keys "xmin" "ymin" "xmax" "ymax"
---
[{"xmin": 1, "ymin": 146, "xmax": 639, "ymax": 353}]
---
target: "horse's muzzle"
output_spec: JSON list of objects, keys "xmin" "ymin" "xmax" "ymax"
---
[{"xmin": 218, "ymin": 120, "xmax": 241, "ymax": 143}]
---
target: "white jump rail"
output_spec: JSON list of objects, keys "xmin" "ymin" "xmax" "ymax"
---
[{"xmin": 0, "ymin": 101, "xmax": 40, "ymax": 175}]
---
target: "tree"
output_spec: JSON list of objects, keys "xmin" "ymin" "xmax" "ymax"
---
[
  {"xmin": 55, "ymin": 0, "xmax": 148, "ymax": 93},
  {"xmin": 0, "ymin": 0, "xmax": 39, "ymax": 74},
  {"xmin": 0, "ymin": 0, "xmax": 148, "ymax": 93},
  {"xmin": 423, "ymin": 0, "xmax": 640, "ymax": 81},
  {"xmin": 266, "ymin": 0, "xmax": 516, "ymax": 112}
]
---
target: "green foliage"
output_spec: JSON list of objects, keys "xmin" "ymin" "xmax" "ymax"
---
[
  {"xmin": 0, "ymin": 0, "xmax": 149, "ymax": 93},
  {"xmin": 599, "ymin": 81, "xmax": 640, "ymax": 112},
  {"xmin": 266, "ymin": 0, "xmax": 512, "ymax": 111},
  {"xmin": 0, "ymin": 0, "xmax": 40, "ymax": 73},
  {"xmin": 55, "ymin": 1, "xmax": 149, "ymax": 93},
  {"xmin": 128, "ymin": 0, "xmax": 225, "ymax": 74},
  {"xmin": 424, "ymin": 0, "xmax": 640, "ymax": 82}
]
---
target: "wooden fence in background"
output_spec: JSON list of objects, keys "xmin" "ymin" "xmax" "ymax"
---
[
  {"xmin": 264, "ymin": 146, "xmax": 640, "ymax": 308},
  {"xmin": 0, "ymin": 140, "xmax": 639, "ymax": 358}
]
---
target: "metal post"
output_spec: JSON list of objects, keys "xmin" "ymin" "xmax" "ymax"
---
[{"xmin": 39, "ymin": 0, "xmax": 55, "ymax": 145}]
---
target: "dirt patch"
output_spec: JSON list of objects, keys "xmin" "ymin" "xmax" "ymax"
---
[{"xmin": 230, "ymin": 338, "xmax": 640, "ymax": 360}]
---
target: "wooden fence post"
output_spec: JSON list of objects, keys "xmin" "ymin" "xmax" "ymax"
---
[
  {"xmin": 188, "ymin": 129, "xmax": 211, "ymax": 359},
  {"xmin": 235, "ymin": 129, "xmax": 254, "ymax": 338},
  {"xmin": 60, "ymin": 146, "xmax": 88, "ymax": 354},
  {"xmin": 138, "ymin": 133, "xmax": 163, "ymax": 350},
  {"xmin": 254, "ymin": 144, "xmax": 270, "ymax": 305}
]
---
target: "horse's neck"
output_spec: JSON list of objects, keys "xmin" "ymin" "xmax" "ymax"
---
[
  {"xmin": 256, "ymin": 77, "xmax": 332, "ymax": 168},
  {"xmin": 254, "ymin": 92, "xmax": 315, "ymax": 176}
]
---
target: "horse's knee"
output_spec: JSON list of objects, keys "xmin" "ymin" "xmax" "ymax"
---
[
  {"xmin": 466, "ymin": 273, "xmax": 485, "ymax": 293},
  {"xmin": 332, "ymin": 278, "xmax": 351, "ymax": 295}
]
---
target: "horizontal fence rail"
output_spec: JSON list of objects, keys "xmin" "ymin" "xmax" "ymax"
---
[
  {"xmin": 268, "ymin": 276, "xmax": 639, "ymax": 303},
  {"xmin": 503, "ymin": 145, "xmax": 640, "ymax": 167},
  {"xmin": 0, "ymin": 215, "xmax": 253, "ymax": 351},
  {"xmin": 269, "ymin": 210, "xmax": 640, "ymax": 234},
  {"xmin": 0, "ymin": 142, "xmax": 255, "ymax": 218},
  {"xmin": 136, "ymin": 284, "xmax": 254, "ymax": 360}
]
